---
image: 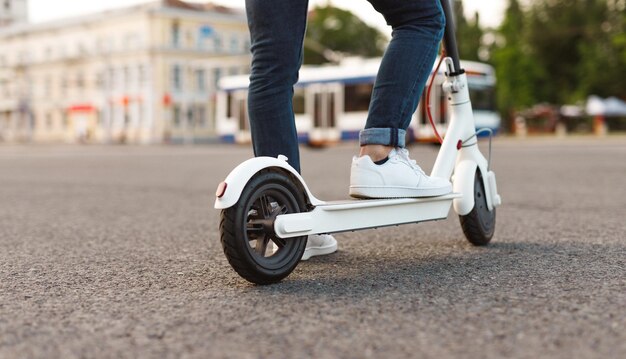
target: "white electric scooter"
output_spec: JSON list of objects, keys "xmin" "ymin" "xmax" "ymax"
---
[{"xmin": 214, "ymin": 0, "xmax": 502, "ymax": 285}]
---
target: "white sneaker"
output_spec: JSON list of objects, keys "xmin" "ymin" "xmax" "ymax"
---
[
  {"xmin": 349, "ymin": 148, "xmax": 452, "ymax": 198},
  {"xmin": 301, "ymin": 234, "xmax": 337, "ymax": 261}
]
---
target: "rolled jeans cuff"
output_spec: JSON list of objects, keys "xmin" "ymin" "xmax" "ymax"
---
[{"xmin": 359, "ymin": 128, "xmax": 406, "ymax": 147}]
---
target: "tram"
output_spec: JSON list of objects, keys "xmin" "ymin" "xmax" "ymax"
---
[{"xmin": 216, "ymin": 57, "xmax": 499, "ymax": 145}]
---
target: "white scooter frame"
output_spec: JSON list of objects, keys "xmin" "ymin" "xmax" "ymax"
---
[
  {"xmin": 216, "ymin": 59, "xmax": 502, "ymax": 228},
  {"xmin": 214, "ymin": 0, "xmax": 501, "ymax": 284},
  {"xmin": 215, "ymin": 58, "xmax": 502, "ymax": 284}
]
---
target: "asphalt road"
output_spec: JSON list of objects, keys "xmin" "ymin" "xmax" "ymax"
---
[{"xmin": 0, "ymin": 137, "xmax": 625, "ymax": 358}]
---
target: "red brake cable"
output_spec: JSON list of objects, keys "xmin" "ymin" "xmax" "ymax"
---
[{"xmin": 426, "ymin": 45, "xmax": 446, "ymax": 144}]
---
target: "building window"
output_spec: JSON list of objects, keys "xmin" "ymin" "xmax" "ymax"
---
[
  {"xmin": 213, "ymin": 68, "xmax": 221, "ymax": 88},
  {"xmin": 138, "ymin": 65, "xmax": 145, "ymax": 86},
  {"xmin": 46, "ymin": 113, "xmax": 53, "ymax": 130},
  {"xmin": 61, "ymin": 76, "xmax": 68, "ymax": 95},
  {"xmin": 196, "ymin": 69, "xmax": 205, "ymax": 92},
  {"xmin": 124, "ymin": 33, "xmax": 139, "ymax": 50},
  {"xmin": 108, "ymin": 67, "xmax": 115, "ymax": 89},
  {"xmin": 96, "ymin": 72, "xmax": 104, "ymax": 90},
  {"xmin": 185, "ymin": 29, "xmax": 193, "ymax": 48},
  {"xmin": 62, "ymin": 110, "xmax": 69, "ymax": 128},
  {"xmin": 187, "ymin": 107, "xmax": 194, "ymax": 126},
  {"xmin": 76, "ymin": 72, "xmax": 85, "ymax": 89},
  {"xmin": 172, "ymin": 65, "xmax": 182, "ymax": 91},
  {"xmin": 97, "ymin": 38, "xmax": 113, "ymax": 54},
  {"xmin": 18, "ymin": 51, "xmax": 30, "ymax": 64},
  {"xmin": 31, "ymin": 113, "xmax": 38, "ymax": 130},
  {"xmin": 77, "ymin": 43, "xmax": 88, "ymax": 56},
  {"xmin": 58, "ymin": 45, "xmax": 66, "ymax": 59},
  {"xmin": 214, "ymin": 35, "xmax": 222, "ymax": 53},
  {"xmin": 123, "ymin": 66, "xmax": 131, "ymax": 88},
  {"xmin": 198, "ymin": 25, "xmax": 214, "ymax": 51},
  {"xmin": 197, "ymin": 105, "xmax": 206, "ymax": 127},
  {"xmin": 45, "ymin": 76, "xmax": 52, "ymax": 96},
  {"xmin": 171, "ymin": 21, "xmax": 180, "ymax": 48},
  {"xmin": 230, "ymin": 35, "xmax": 239, "ymax": 53},
  {"xmin": 137, "ymin": 104, "xmax": 143, "ymax": 128},
  {"xmin": 173, "ymin": 105, "xmax": 181, "ymax": 127}
]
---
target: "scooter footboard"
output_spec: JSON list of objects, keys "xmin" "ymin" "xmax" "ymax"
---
[{"xmin": 274, "ymin": 193, "xmax": 461, "ymax": 238}]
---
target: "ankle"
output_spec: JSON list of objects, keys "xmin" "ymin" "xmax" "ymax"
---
[{"xmin": 359, "ymin": 145, "xmax": 393, "ymax": 163}]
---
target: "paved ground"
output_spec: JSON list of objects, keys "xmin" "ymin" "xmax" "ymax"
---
[{"xmin": 0, "ymin": 137, "xmax": 624, "ymax": 359}]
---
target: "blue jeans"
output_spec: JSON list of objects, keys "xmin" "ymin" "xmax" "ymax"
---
[{"xmin": 246, "ymin": 0, "xmax": 445, "ymax": 172}]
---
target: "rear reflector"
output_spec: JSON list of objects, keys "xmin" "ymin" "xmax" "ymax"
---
[{"xmin": 216, "ymin": 182, "xmax": 228, "ymax": 198}]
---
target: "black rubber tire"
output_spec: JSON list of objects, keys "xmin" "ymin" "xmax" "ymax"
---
[
  {"xmin": 219, "ymin": 170, "xmax": 308, "ymax": 285},
  {"xmin": 459, "ymin": 170, "xmax": 496, "ymax": 246}
]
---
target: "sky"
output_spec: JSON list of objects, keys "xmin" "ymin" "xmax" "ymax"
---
[{"xmin": 28, "ymin": 0, "xmax": 507, "ymax": 32}]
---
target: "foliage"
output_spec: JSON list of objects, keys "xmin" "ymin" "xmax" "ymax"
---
[
  {"xmin": 304, "ymin": 1, "xmax": 626, "ymax": 126},
  {"xmin": 454, "ymin": 0, "xmax": 484, "ymax": 61},
  {"xmin": 490, "ymin": 0, "xmax": 543, "ymax": 121},
  {"xmin": 303, "ymin": 5, "xmax": 386, "ymax": 64},
  {"xmin": 491, "ymin": 0, "xmax": 626, "ymax": 121}
]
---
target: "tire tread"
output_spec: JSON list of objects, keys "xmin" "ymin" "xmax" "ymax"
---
[
  {"xmin": 218, "ymin": 170, "xmax": 306, "ymax": 285},
  {"xmin": 458, "ymin": 170, "xmax": 496, "ymax": 246}
]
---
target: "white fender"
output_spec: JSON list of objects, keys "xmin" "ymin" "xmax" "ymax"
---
[
  {"xmin": 452, "ymin": 160, "xmax": 478, "ymax": 216},
  {"xmin": 214, "ymin": 155, "xmax": 321, "ymax": 209},
  {"xmin": 485, "ymin": 170, "xmax": 502, "ymax": 209},
  {"xmin": 453, "ymin": 160, "xmax": 501, "ymax": 216}
]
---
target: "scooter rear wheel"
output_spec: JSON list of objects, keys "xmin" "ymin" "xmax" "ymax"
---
[
  {"xmin": 459, "ymin": 170, "xmax": 496, "ymax": 246},
  {"xmin": 219, "ymin": 170, "xmax": 307, "ymax": 284}
]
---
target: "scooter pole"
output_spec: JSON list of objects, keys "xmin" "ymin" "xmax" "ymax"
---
[
  {"xmin": 430, "ymin": 0, "xmax": 501, "ymax": 213},
  {"xmin": 431, "ymin": 0, "xmax": 477, "ymax": 180},
  {"xmin": 439, "ymin": 0, "xmax": 462, "ymax": 75}
]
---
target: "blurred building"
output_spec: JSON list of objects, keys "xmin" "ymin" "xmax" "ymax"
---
[
  {"xmin": 0, "ymin": 0, "xmax": 250, "ymax": 144},
  {"xmin": 0, "ymin": 0, "xmax": 28, "ymax": 27}
]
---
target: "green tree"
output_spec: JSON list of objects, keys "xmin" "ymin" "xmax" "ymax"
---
[
  {"xmin": 615, "ymin": 6, "xmax": 626, "ymax": 68},
  {"xmin": 526, "ymin": 0, "xmax": 590, "ymax": 103},
  {"xmin": 576, "ymin": 0, "xmax": 626, "ymax": 99},
  {"xmin": 489, "ymin": 0, "xmax": 626, "ymax": 129},
  {"xmin": 491, "ymin": 0, "xmax": 542, "ymax": 123},
  {"xmin": 454, "ymin": 0, "xmax": 483, "ymax": 61},
  {"xmin": 606, "ymin": 2, "xmax": 626, "ymax": 99},
  {"xmin": 526, "ymin": 0, "xmax": 625, "ymax": 102},
  {"xmin": 304, "ymin": 5, "xmax": 386, "ymax": 64}
]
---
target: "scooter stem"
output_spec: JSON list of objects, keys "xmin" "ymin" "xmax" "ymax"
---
[
  {"xmin": 431, "ymin": 59, "xmax": 481, "ymax": 179},
  {"xmin": 439, "ymin": 0, "xmax": 462, "ymax": 74}
]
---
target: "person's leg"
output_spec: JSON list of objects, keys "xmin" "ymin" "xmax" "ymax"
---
[
  {"xmin": 360, "ymin": 0, "xmax": 446, "ymax": 159},
  {"xmin": 245, "ymin": 0, "xmax": 337, "ymax": 258},
  {"xmin": 245, "ymin": 0, "xmax": 309, "ymax": 173},
  {"xmin": 350, "ymin": 0, "xmax": 451, "ymax": 198}
]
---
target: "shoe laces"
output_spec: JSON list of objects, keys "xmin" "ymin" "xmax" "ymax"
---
[{"xmin": 393, "ymin": 148, "xmax": 425, "ymax": 175}]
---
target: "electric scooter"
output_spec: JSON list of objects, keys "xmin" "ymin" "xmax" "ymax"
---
[{"xmin": 214, "ymin": 0, "xmax": 502, "ymax": 285}]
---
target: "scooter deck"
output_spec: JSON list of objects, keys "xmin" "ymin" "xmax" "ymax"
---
[{"xmin": 274, "ymin": 193, "xmax": 462, "ymax": 238}]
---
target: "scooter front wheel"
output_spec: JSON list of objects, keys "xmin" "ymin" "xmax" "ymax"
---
[
  {"xmin": 459, "ymin": 170, "xmax": 496, "ymax": 246},
  {"xmin": 219, "ymin": 170, "xmax": 308, "ymax": 285}
]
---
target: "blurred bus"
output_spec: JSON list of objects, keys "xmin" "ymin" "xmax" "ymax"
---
[{"xmin": 216, "ymin": 58, "xmax": 499, "ymax": 145}]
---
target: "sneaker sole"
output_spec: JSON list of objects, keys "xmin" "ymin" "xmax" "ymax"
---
[
  {"xmin": 301, "ymin": 242, "xmax": 338, "ymax": 261},
  {"xmin": 349, "ymin": 185, "xmax": 452, "ymax": 199}
]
